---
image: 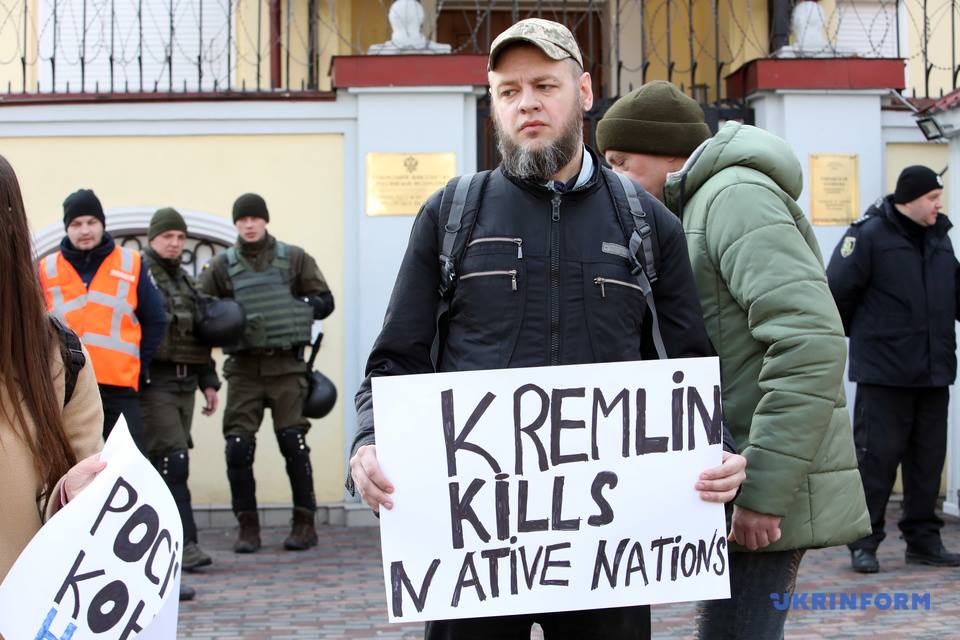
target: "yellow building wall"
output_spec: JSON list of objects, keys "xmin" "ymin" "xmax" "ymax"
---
[
  {"xmin": 886, "ymin": 142, "xmax": 951, "ymax": 213},
  {"xmin": 280, "ymin": 0, "xmax": 312, "ymax": 91},
  {"xmin": 5, "ymin": 133, "xmax": 346, "ymax": 506},
  {"xmin": 721, "ymin": 0, "xmax": 769, "ymax": 82},
  {"xmin": 0, "ymin": 0, "xmax": 393, "ymax": 93},
  {"xmin": 350, "ymin": 0, "xmax": 392, "ymax": 55},
  {"xmin": 0, "ymin": 0, "xmax": 955, "ymax": 98},
  {"xmin": 0, "ymin": 0, "xmax": 39, "ymax": 93},
  {"xmin": 233, "ymin": 0, "xmax": 266, "ymax": 91},
  {"xmin": 233, "ymin": 0, "xmax": 361, "ymax": 92},
  {"xmin": 634, "ymin": 0, "xmax": 957, "ymax": 102},
  {"xmin": 640, "ymin": 0, "xmax": 768, "ymax": 101},
  {"xmin": 903, "ymin": 0, "xmax": 958, "ymax": 98}
]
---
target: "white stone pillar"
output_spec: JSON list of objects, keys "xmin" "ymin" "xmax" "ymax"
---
[
  {"xmin": 750, "ymin": 89, "xmax": 886, "ymax": 260},
  {"xmin": 333, "ymin": 55, "xmax": 487, "ymax": 523},
  {"xmin": 941, "ymin": 104, "xmax": 960, "ymax": 515}
]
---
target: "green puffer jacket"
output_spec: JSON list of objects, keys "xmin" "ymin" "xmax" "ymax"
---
[{"xmin": 663, "ymin": 122, "xmax": 870, "ymax": 551}]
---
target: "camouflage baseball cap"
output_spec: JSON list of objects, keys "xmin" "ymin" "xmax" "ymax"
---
[{"xmin": 488, "ymin": 18, "xmax": 583, "ymax": 71}]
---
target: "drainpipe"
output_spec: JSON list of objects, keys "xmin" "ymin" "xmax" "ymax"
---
[
  {"xmin": 770, "ymin": 0, "xmax": 793, "ymax": 52},
  {"xmin": 270, "ymin": 0, "xmax": 282, "ymax": 89}
]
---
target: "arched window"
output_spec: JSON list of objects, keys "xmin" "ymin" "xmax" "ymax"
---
[{"xmin": 34, "ymin": 207, "xmax": 237, "ymax": 278}]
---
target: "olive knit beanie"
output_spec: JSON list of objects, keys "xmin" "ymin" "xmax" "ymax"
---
[
  {"xmin": 597, "ymin": 81, "xmax": 711, "ymax": 157},
  {"xmin": 148, "ymin": 207, "xmax": 187, "ymax": 240}
]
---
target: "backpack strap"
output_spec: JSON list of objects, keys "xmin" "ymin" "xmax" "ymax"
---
[
  {"xmin": 50, "ymin": 315, "xmax": 86, "ymax": 406},
  {"xmin": 609, "ymin": 170, "xmax": 658, "ymax": 283},
  {"xmin": 432, "ymin": 170, "xmax": 493, "ymax": 366},
  {"xmin": 603, "ymin": 168, "xmax": 668, "ymax": 360}
]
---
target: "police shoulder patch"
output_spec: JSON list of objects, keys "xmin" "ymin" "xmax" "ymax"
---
[{"xmin": 840, "ymin": 236, "xmax": 856, "ymax": 258}]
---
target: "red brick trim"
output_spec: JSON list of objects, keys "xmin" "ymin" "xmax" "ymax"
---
[
  {"xmin": 331, "ymin": 55, "xmax": 488, "ymax": 89},
  {"xmin": 726, "ymin": 58, "xmax": 905, "ymax": 100}
]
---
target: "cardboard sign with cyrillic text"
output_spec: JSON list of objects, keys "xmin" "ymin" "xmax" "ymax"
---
[
  {"xmin": 374, "ymin": 357, "xmax": 730, "ymax": 623},
  {"xmin": 0, "ymin": 418, "xmax": 182, "ymax": 639}
]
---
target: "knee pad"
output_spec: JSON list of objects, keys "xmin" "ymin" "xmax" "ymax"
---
[
  {"xmin": 225, "ymin": 436, "xmax": 256, "ymax": 469},
  {"xmin": 160, "ymin": 449, "xmax": 190, "ymax": 484},
  {"xmin": 277, "ymin": 428, "xmax": 311, "ymax": 459}
]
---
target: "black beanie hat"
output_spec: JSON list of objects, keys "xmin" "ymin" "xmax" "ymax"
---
[
  {"xmin": 232, "ymin": 193, "xmax": 269, "ymax": 223},
  {"xmin": 597, "ymin": 81, "xmax": 712, "ymax": 158},
  {"xmin": 63, "ymin": 189, "xmax": 105, "ymax": 228},
  {"xmin": 148, "ymin": 207, "xmax": 187, "ymax": 240},
  {"xmin": 894, "ymin": 165, "xmax": 944, "ymax": 204}
]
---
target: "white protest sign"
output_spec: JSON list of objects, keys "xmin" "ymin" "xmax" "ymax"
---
[
  {"xmin": 0, "ymin": 418, "xmax": 183, "ymax": 639},
  {"xmin": 374, "ymin": 357, "xmax": 730, "ymax": 623}
]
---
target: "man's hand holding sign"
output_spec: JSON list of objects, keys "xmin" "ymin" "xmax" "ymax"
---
[
  {"xmin": 353, "ymin": 442, "xmax": 744, "ymax": 514},
  {"xmin": 356, "ymin": 358, "xmax": 744, "ymax": 623}
]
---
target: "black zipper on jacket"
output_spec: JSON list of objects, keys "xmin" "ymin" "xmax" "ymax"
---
[{"xmin": 550, "ymin": 194, "xmax": 562, "ymax": 365}]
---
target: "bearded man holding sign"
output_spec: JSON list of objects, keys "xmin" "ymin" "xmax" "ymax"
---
[{"xmin": 349, "ymin": 19, "xmax": 746, "ymax": 640}]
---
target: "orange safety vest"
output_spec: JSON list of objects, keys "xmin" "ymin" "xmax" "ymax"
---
[{"xmin": 39, "ymin": 246, "xmax": 143, "ymax": 390}]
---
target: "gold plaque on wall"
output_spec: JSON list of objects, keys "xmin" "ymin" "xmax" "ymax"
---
[
  {"xmin": 366, "ymin": 152, "xmax": 457, "ymax": 216},
  {"xmin": 809, "ymin": 154, "xmax": 860, "ymax": 225}
]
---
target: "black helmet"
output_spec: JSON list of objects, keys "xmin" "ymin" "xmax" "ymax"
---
[
  {"xmin": 303, "ymin": 370, "xmax": 337, "ymax": 418},
  {"xmin": 196, "ymin": 297, "xmax": 246, "ymax": 346}
]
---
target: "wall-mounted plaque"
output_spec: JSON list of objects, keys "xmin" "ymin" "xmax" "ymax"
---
[
  {"xmin": 366, "ymin": 152, "xmax": 457, "ymax": 216},
  {"xmin": 809, "ymin": 154, "xmax": 860, "ymax": 225}
]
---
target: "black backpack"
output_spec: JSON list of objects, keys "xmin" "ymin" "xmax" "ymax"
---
[
  {"xmin": 50, "ymin": 315, "xmax": 86, "ymax": 406},
  {"xmin": 434, "ymin": 167, "xmax": 668, "ymax": 361}
]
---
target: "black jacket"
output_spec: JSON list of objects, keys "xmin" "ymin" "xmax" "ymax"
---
[
  {"xmin": 141, "ymin": 248, "xmax": 221, "ymax": 392},
  {"xmin": 826, "ymin": 195, "xmax": 960, "ymax": 387},
  {"xmin": 353, "ymin": 149, "xmax": 721, "ymax": 455}
]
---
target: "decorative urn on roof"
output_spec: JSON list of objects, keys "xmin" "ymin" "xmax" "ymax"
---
[{"xmin": 368, "ymin": 0, "xmax": 452, "ymax": 55}]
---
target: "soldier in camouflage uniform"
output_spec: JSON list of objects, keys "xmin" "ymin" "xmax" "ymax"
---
[
  {"xmin": 141, "ymin": 208, "xmax": 222, "ymax": 601},
  {"xmin": 200, "ymin": 193, "xmax": 335, "ymax": 553}
]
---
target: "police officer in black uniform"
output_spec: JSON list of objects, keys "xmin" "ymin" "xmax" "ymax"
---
[
  {"xmin": 827, "ymin": 165, "xmax": 960, "ymax": 573},
  {"xmin": 140, "ymin": 208, "xmax": 221, "ymax": 592}
]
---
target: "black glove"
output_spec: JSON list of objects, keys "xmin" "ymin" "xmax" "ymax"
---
[{"xmin": 303, "ymin": 293, "xmax": 335, "ymax": 320}]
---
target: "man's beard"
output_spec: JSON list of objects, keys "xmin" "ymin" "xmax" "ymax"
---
[{"xmin": 495, "ymin": 99, "xmax": 583, "ymax": 182}]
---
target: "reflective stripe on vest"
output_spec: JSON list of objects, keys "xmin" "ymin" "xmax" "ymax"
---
[
  {"xmin": 39, "ymin": 247, "xmax": 143, "ymax": 389},
  {"xmin": 44, "ymin": 254, "xmax": 88, "ymax": 318}
]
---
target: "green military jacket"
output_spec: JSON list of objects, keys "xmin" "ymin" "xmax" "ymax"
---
[
  {"xmin": 199, "ymin": 233, "xmax": 331, "ymax": 377},
  {"xmin": 142, "ymin": 248, "xmax": 220, "ymax": 392},
  {"xmin": 663, "ymin": 122, "xmax": 870, "ymax": 551}
]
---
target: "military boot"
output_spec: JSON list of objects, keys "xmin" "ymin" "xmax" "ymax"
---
[
  {"xmin": 179, "ymin": 582, "xmax": 196, "ymax": 601},
  {"xmin": 233, "ymin": 511, "xmax": 261, "ymax": 553},
  {"xmin": 283, "ymin": 507, "xmax": 318, "ymax": 551},
  {"xmin": 182, "ymin": 541, "xmax": 213, "ymax": 571}
]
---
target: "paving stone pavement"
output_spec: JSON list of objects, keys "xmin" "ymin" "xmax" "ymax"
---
[{"xmin": 178, "ymin": 505, "xmax": 960, "ymax": 639}]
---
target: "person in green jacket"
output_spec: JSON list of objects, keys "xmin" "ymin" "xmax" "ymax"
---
[
  {"xmin": 200, "ymin": 193, "xmax": 335, "ymax": 554},
  {"xmin": 141, "ymin": 207, "xmax": 222, "ymax": 602},
  {"xmin": 597, "ymin": 81, "xmax": 870, "ymax": 639}
]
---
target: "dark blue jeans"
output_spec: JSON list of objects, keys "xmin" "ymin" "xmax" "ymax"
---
[
  {"xmin": 424, "ymin": 605, "xmax": 650, "ymax": 640},
  {"xmin": 695, "ymin": 549, "xmax": 805, "ymax": 640}
]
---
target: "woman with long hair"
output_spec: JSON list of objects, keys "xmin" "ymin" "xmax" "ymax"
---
[{"xmin": 0, "ymin": 154, "xmax": 103, "ymax": 582}]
